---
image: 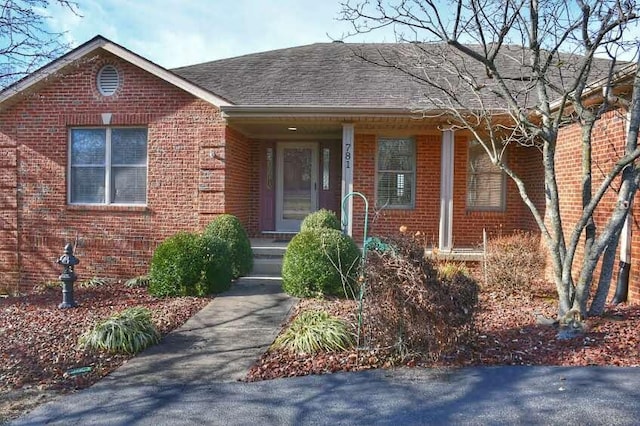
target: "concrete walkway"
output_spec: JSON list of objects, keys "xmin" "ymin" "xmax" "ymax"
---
[{"xmin": 95, "ymin": 276, "xmax": 297, "ymax": 386}]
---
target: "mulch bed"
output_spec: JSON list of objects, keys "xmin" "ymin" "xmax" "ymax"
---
[
  {"xmin": 0, "ymin": 282, "xmax": 210, "ymax": 422},
  {"xmin": 2, "ymin": 279, "xmax": 639, "ymax": 420},
  {"xmin": 246, "ymin": 281, "xmax": 640, "ymax": 381}
]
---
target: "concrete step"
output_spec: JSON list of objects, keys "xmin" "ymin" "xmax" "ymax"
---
[
  {"xmin": 252, "ymin": 257, "xmax": 283, "ymax": 276},
  {"xmin": 252, "ymin": 245, "xmax": 287, "ymax": 257},
  {"xmin": 250, "ymin": 239, "xmax": 288, "ymax": 277}
]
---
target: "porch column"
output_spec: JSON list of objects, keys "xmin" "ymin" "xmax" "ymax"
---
[
  {"xmin": 439, "ymin": 129, "xmax": 454, "ymax": 251},
  {"xmin": 341, "ymin": 123, "xmax": 354, "ymax": 236}
]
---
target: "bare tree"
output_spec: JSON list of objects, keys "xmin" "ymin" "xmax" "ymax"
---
[
  {"xmin": 339, "ymin": 0, "xmax": 640, "ymax": 319},
  {"xmin": 0, "ymin": 0, "xmax": 78, "ymax": 89}
]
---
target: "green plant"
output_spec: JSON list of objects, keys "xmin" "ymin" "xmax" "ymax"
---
[
  {"xmin": 437, "ymin": 262, "xmax": 471, "ymax": 281},
  {"xmin": 149, "ymin": 232, "xmax": 232, "ymax": 297},
  {"xmin": 78, "ymin": 307, "xmax": 160, "ymax": 354},
  {"xmin": 124, "ymin": 275, "xmax": 150, "ymax": 288},
  {"xmin": 300, "ymin": 209, "xmax": 342, "ymax": 232},
  {"xmin": 281, "ymin": 229, "xmax": 361, "ymax": 298},
  {"xmin": 272, "ymin": 310, "xmax": 354, "ymax": 354},
  {"xmin": 204, "ymin": 214, "xmax": 253, "ymax": 278},
  {"xmin": 484, "ymin": 231, "xmax": 545, "ymax": 295},
  {"xmin": 79, "ymin": 277, "xmax": 108, "ymax": 288}
]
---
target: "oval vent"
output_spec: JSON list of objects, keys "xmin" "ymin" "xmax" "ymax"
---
[{"xmin": 97, "ymin": 65, "xmax": 119, "ymax": 96}]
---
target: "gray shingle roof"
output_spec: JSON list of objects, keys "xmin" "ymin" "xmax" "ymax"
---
[{"xmin": 171, "ymin": 42, "xmax": 619, "ymax": 109}]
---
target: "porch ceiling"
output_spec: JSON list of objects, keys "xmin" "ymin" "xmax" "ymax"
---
[{"xmin": 225, "ymin": 115, "xmax": 448, "ymax": 140}]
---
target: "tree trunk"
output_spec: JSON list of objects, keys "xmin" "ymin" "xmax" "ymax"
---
[{"xmin": 589, "ymin": 238, "xmax": 619, "ymax": 316}]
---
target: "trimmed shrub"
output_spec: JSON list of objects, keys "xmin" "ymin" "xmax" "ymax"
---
[
  {"xmin": 204, "ymin": 214, "xmax": 253, "ymax": 278},
  {"xmin": 300, "ymin": 209, "xmax": 341, "ymax": 232},
  {"xmin": 78, "ymin": 307, "xmax": 160, "ymax": 354},
  {"xmin": 282, "ymin": 229, "xmax": 361, "ymax": 298},
  {"xmin": 364, "ymin": 235, "xmax": 479, "ymax": 360},
  {"xmin": 149, "ymin": 231, "xmax": 232, "ymax": 297},
  {"xmin": 272, "ymin": 310, "xmax": 355, "ymax": 354},
  {"xmin": 485, "ymin": 231, "xmax": 545, "ymax": 295}
]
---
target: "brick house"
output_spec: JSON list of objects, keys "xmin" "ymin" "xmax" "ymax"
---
[{"xmin": 0, "ymin": 35, "xmax": 636, "ymax": 302}]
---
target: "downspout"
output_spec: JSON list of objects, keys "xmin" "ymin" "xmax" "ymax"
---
[
  {"xmin": 612, "ymin": 109, "xmax": 633, "ymax": 304},
  {"xmin": 612, "ymin": 209, "xmax": 631, "ymax": 304}
]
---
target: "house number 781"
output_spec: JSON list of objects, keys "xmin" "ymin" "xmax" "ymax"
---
[{"xmin": 344, "ymin": 143, "xmax": 352, "ymax": 169}]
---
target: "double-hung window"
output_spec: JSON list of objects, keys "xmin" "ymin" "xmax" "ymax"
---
[
  {"xmin": 376, "ymin": 137, "xmax": 415, "ymax": 208},
  {"xmin": 69, "ymin": 128, "xmax": 148, "ymax": 205},
  {"xmin": 466, "ymin": 140, "xmax": 505, "ymax": 210}
]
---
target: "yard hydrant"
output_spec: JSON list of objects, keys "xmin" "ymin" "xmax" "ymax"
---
[{"xmin": 57, "ymin": 243, "xmax": 79, "ymax": 308}]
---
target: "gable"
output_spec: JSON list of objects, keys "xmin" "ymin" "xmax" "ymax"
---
[{"xmin": 0, "ymin": 36, "xmax": 231, "ymax": 111}]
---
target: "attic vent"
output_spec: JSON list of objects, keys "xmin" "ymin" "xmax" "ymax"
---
[{"xmin": 97, "ymin": 65, "xmax": 119, "ymax": 96}]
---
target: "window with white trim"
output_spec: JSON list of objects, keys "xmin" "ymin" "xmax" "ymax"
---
[
  {"xmin": 376, "ymin": 137, "xmax": 415, "ymax": 208},
  {"xmin": 466, "ymin": 140, "xmax": 505, "ymax": 210},
  {"xmin": 69, "ymin": 128, "xmax": 148, "ymax": 205}
]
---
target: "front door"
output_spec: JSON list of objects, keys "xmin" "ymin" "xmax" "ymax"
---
[{"xmin": 276, "ymin": 142, "xmax": 318, "ymax": 231}]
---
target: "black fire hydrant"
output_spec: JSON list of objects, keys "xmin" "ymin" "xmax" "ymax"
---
[{"xmin": 57, "ymin": 243, "xmax": 79, "ymax": 309}]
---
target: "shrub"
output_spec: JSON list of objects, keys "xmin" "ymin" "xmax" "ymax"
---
[
  {"xmin": 484, "ymin": 231, "xmax": 545, "ymax": 295},
  {"xmin": 78, "ymin": 307, "xmax": 160, "ymax": 354},
  {"xmin": 300, "ymin": 209, "xmax": 342, "ymax": 232},
  {"xmin": 149, "ymin": 232, "xmax": 232, "ymax": 297},
  {"xmin": 272, "ymin": 310, "xmax": 354, "ymax": 354},
  {"xmin": 204, "ymin": 214, "xmax": 253, "ymax": 278},
  {"xmin": 281, "ymin": 229, "xmax": 361, "ymax": 298},
  {"xmin": 364, "ymin": 235, "xmax": 479, "ymax": 360}
]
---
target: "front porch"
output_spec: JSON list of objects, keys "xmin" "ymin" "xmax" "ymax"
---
[
  {"xmin": 222, "ymin": 110, "xmax": 539, "ymax": 253},
  {"xmin": 249, "ymin": 238, "xmax": 485, "ymax": 278}
]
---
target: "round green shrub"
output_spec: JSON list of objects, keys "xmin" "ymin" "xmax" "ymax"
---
[
  {"xmin": 149, "ymin": 232, "xmax": 232, "ymax": 297},
  {"xmin": 204, "ymin": 214, "xmax": 253, "ymax": 278},
  {"xmin": 300, "ymin": 209, "xmax": 341, "ymax": 232},
  {"xmin": 281, "ymin": 229, "xmax": 361, "ymax": 298}
]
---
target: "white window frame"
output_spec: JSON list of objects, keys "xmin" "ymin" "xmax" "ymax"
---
[
  {"xmin": 466, "ymin": 140, "xmax": 506, "ymax": 211},
  {"xmin": 68, "ymin": 127, "xmax": 148, "ymax": 206},
  {"xmin": 375, "ymin": 137, "xmax": 416, "ymax": 209}
]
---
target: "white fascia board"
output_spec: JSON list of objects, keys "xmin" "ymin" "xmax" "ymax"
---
[
  {"xmin": 221, "ymin": 105, "xmax": 419, "ymax": 119},
  {"xmin": 0, "ymin": 36, "xmax": 231, "ymax": 107}
]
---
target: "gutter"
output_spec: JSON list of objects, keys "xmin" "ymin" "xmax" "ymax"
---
[
  {"xmin": 220, "ymin": 105, "xmax": 424, "ymax": 119},
  {"xmin": 549, "ymin": 62, "xmax": 637, "ymax": 112}
]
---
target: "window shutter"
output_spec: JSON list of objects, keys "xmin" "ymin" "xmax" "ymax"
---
[{"xmin": 97, "ymin": 65, "xmax": 120, "ymax": 96}]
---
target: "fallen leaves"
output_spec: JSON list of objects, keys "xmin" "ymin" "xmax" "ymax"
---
[
  {"xmin": 0, "ymin": 282, "xmax": 209, "ymax": 422},
  {"xmin": 246, "ymin": 281, "xmax": 640, "ymax": 382}
]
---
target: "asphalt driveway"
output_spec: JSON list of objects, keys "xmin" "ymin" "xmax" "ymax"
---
[{"xmin": 13, "ymin": 366, "xmax": 640, "ymax": 425}]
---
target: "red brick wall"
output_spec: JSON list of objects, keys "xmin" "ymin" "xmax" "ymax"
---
[
  {"xmin": 352, "ymin": 132, "xmax": 538, "ymax": 248},
  {"xmin": 0, "ymin": 51, "xmax": 230, "ymax": 291},
  {"xmin": 452, "ymin": 135, "xmax": 540, "ymax": 246},
  {"xmin": 554, "ymin": 108, "xmax": 639, "ymax": 303},
  {"xmin": 352, "ymin": 134, "xmax": 441, "ymax": 244}
]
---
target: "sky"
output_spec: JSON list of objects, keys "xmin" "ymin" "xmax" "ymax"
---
[
  {"xmin": 44, "ymin": 0, "xmax": 640, "ymax": 69},
  {"xmin": 45, "ymin": 0, "xmax": 399, "ymax": 69}
]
